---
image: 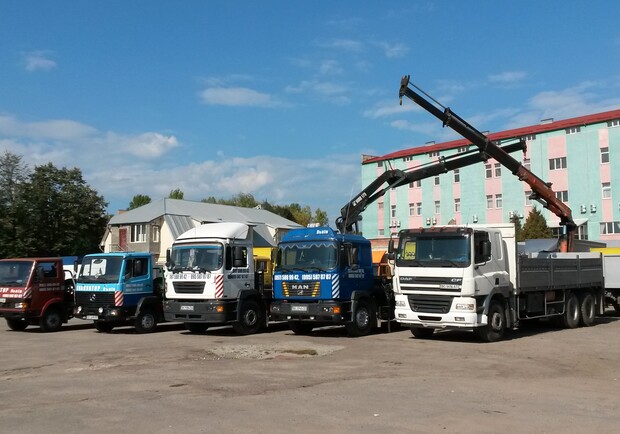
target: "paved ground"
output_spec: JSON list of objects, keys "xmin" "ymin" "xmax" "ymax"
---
[{"xmin": 1, "ymin": 313, "xmax": 619, "ymax": 434}]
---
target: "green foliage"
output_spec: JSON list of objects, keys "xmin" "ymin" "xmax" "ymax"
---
[
  {"xmin": 128, "ymin": 194, "xmax": 152, "ymax": 210},
  {"xmin": 169, "ymin": 188, "xmax": 184, "ymax": 199},
  {"xmin": 4, "ymin": 161, "xmax": 108, "ymax": 257},
  {"xmin": 201, "ymin": 192, "xmax": 329, "ymax": 227},
  {"xmin": 0, "ymin": 152, "xmax": 30, "ymax": 258},
  {"xmin": 521, "ymin": 207, "xmax": 553, "ymax": 240},
  {"xmin": 510, "ymin": 213, "xmax": 524, "ymax": 242}
]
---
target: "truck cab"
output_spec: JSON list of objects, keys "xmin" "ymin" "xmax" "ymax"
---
[
  {"xmin": 270, "ymin": 226, "xmax": 392, "ymax": 336},
  {"xmin": 0, "ymin": 257, "xmax": 75, "ymax": 332},
  {"xmin": 74, "ymin": 252, "xmax": 163, "ymax": 333}
]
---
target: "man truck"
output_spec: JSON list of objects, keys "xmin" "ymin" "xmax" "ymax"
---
[
  {"xmin": 73, "ymin": 252, "xmax": 164, "ymax": 333},
  {"xmin": 0, "ymin": 257, "xmax": 75, "ymax": 332},
  {"xmin": 163, "ymin": 222, "xmax": 271, "ymax": 335}
]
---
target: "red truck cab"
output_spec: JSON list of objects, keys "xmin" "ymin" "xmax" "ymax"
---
[{"xmin": 0, "ymin": 258, "xmax": 75, "ymax": 332}]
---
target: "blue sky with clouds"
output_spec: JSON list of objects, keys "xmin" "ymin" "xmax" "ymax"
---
[{"xmin": 1, "ymin": 1, "xmax": 619, "ymax": 224}]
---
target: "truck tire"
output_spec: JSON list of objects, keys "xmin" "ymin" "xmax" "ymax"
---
[
  {"xmin": 579, "ymin": 292, "xmax": 595, "ymax": 327},
  {"xmin": 562, "ymin": 293, "xmax": 581, "ymax": 329},
  {"xmin": 289, "ymin": 322, "xmax": 314, "ymax": 335},
  {"xmin": 232, "ymin": 299, "xmax": 263, "ymax": 335},
  {"xmin": 345, "ymin": 299, "xmax": 375, "ymax": 337},
  {"xmin": 6, "ymin": 318, "xmax": 28, "ymax": 331},
  {"xmin": 475, "ymin": 300, "xmax": 506, "ymax": 342},
  {"xmin": 613, "ymin": 300, "xmax": 620, "ymax": 315},
  {"xmin": 185, "ymin": 323, "xmax": 209, "ymax": 333},
  {"xmin": 135, "ymin": 309, "xmax": 157, "ymax": 334},
  {"xmin": 94, "ymin": 321, "xmax": 114, "ymax": 333},
  {"xmin": 410, "ymin": 327, "xmax": 434, "ymax": 339},
  {"xmin": 40, "ymin": 306, "xmax": 63, "ymax": 332}
]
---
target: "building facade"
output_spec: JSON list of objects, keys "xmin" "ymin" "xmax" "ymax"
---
[{"xmin": 361, "ymin": 109, "xmax": 620, "ymax": 248}]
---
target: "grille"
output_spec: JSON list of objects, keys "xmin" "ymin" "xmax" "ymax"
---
[
  {"xmin": 407, "ymin": 294, "xmax": 454, "ymax": 314},
  {"xmin": 282, "ymin": 281, "xmax": 320, "ymax": 297},
  {"xmin": 75, "ymin": 291, "xmax": 115, "ymax": 308},
  {"xmin": 173, "ymin": 281, "xmax": 205, "ymax": 294}
]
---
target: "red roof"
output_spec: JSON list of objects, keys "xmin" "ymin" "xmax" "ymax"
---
[{"xmin": 363, "ymin": 108, "xmax": 620, "ymax": 164}]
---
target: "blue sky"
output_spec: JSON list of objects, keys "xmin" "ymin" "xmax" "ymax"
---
[{"xmin": 1, "ymin": 1, "xmax": 619, "ymax": 224}]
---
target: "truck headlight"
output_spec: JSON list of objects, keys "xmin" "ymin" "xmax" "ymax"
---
[
  {"xmin": 455, "ymin": 303, "xmax": 475, "ymax": 311},
  {"xmin": 98, "ymin": 307, "xmax": 104, "ymax": 314},
  {"xmin": 395, "ymin": 300, "xmax": 406, "ymax": 307},
  {"xmin": 76, "ymin": 306, "xmax": 82, "ymax": 314}
]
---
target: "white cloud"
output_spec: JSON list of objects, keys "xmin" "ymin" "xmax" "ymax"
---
[
  {"xmin": 22, "ymin": 51, "xmax": 57, "ymax": 72},
  {"xmin": 488, "ymin": 71, "xmax": 528, "ymax": 84},
  {"xmin": 363, "ymin": 100, "xmax": 417, "ymax": 119},
  {"xmin": 285, "ymin": 79, "xmax": 350, "ymax": 105},
  {"xmin": 376, "ymin": 42, "xmax": 409, "ymax": 59},
  {"xmin": 199, "ymin": 87, "xmax": 279, "ymax": 107},
  {"xmin": 318, "ymin": 38, "xmax": 363, "ymax": 52},
  {"xmin": 0, "ymin": 114, "xmax": 97, "ymax": 140}
]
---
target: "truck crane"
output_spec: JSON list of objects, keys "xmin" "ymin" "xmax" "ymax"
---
[
  {"xmin": 398, "ymin": 75, "xmax": 576, "ymax": 252},
  {"xmin": 335, "ymin": 139, "xmax": 526, "ymax": 235}
]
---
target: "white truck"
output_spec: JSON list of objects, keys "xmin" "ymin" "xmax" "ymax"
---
[
  {"xmin": 390, "ymin": 224, "xmax": 605, "ymax": 342},
  {"xmin": 162, "ymin": 222, "xmax": 270, "ymax": 335}
]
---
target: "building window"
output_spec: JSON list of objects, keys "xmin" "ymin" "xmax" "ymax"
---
[
  {"xmin": 555, "ymin": 190, "xmax": 569, "ymax": 202},
  {"xmin": 378, "ymin": 201, "xmax": 384, "ymax": 210},
  {"xmin": 415, "ymin": 180, "xmax": 421, "ymax": 187},
  {"xmin": 377, "ymin": 161, "xmax": 383, "ymax": 167},
  {"xmin": 409, "ymin": 203, "xmax": 415, "ymax": 216},
  {"xmin": 495, "ymin": 194, "xmax": 503, "ymax": 208},
  {"xmin": 524, "ymin": 134, "xmax": 536, "ymax": 141},
  {"xmin": 523, "ymin": 158, "xmax": 531, "ymax": 171},
  {"xmin": 434, "ymin": 201, "xmax": 440, "ymax": 214},
  {"xmin": 403, "ymin": 156, "xmax": 413, "ymax": 162},
  {"xmin": 454, "ymin": 169, "xmax": 460, "ymax": 183},
  {"xmin": 390, "ymin": 205, "xmax": 396, "ymax": 218},
  {"xmin": 434, "ymin": 176, "xmax": 440, "ymax": 185},
  {"xmin": 416, "ymin": 202, "xmax": 422, "ymax": 215},
  {"xmin": 485, "ymin": 164, "xmax": 492, "ymax": 179},
  {"xmin": 378, "ymin": 229, "xmax": 385, "ymax": 236},
  {"xmin": 494, "ymin": 162, "xmax": 501, "ymax": 177},
  {"xmin": 457, "ymin": 146, "xmax": 468, "ymax": 153},
  {"xmin": 600, "ymin": 221, "xmax": 620, "ymax": 235},
  {"xmin": 607, "ymin": 119, "xmax": 620, "ymax": 128},
  {"xmin": 601, "ymin": 147, "xmax": 609, "ymax": 164},
  {"xmin": 428, "ymin": 151, "xmax": 439, "ymax": 157},
  {"xmin": 565, "ymin": 126, "xmax": 581, "ymax": 135},
  {"xmin": 409, "ymin": 182, "xmax": 414, "ymax": 188},
  {"xmin": 130, "ymin": 224, "xmax": 147, "ymax": 243},
  {"xmin": 549, "ymin": 157, "xmax": 567, "ymax": 170},
  {"xmin": 454, "ymin": 198, "xmax": 460, "ymax": 213},
  {"xmin": 152, "ymin": 225, "xmax": 160, "ymax": 243},
  {"xmin": 524, "ymin": 190, "xmax": 532, "ymax": 206},
  {"xmin": 486, "ymin": 195, "xmax": 493, "ymax": 209},
  {"xmin": 602, "ymin": 182, "xmax": 612, "ymax": 199}
]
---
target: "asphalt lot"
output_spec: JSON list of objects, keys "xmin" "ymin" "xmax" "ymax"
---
[{"xmin": 1, "ymin": 313, "xmax": 620, "ymax": 434}]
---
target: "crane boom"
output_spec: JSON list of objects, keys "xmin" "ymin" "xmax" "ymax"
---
[
  {"xmin": 336, "ymin": 140, "xmax": 525, "ymax": 235},
  {"xmin": 398, "ymin": 75, "xmax": 576, "ymax": 252}
]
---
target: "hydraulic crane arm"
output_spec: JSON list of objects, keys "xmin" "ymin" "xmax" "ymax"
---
[
  {"xmin": 336, "ymin": 140, "xmax": 525, "ymax": 235},
  {"xmin": 398, "ymin": 75, "xmax": 576, "ymax": 251}
]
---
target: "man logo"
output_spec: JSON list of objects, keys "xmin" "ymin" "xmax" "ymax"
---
[
  {"xmin": 297, "ymin": 289, "xmax": 304, "ymax": 295},
  {"xmin": 90, "ymin": 294, "xmax": 96, "ymax": 302}
]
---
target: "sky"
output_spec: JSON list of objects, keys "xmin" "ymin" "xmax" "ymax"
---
[{"xmin": 1, "ymin": 1, "xmax": 620, "ymax": 225}]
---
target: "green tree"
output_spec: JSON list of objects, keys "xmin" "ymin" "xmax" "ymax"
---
[
  {"xmin": 0, "ymin": 152, "xmax": 30, "ymax": 258},
  {"xmin": 13, "ymin": 163, "xmax": 108, "ymax": 257},
  {"xmin": 313, "ymin": 208, "xmax": 329, "ymax": 226},
  {"xmin": 169, "ymin": 188, "xmax": 184, "ymax": 199},
  {"xmin": 521, "ymin": 207, "xmax": 552, "ymax": 240},
  {"xmin": 510, "ymin": 212, "xmax": 525, "ymax": 242},
  {"xmin": 128, "ymin": 194, "xmax": 152, "ymax": 210}
]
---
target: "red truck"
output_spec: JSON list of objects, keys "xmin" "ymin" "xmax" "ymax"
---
[{"xmin": 0, "ymin": 257, "xmax": 76, "ymax": 332}]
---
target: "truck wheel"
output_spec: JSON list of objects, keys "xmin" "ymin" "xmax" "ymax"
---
[
  {"xmin": 289, "ymin": 322, "xmax": 314, "ymax": 335},
  {"xmin": 345, "ymin": 300, "xmax": 375, "ymax": 337},
  {"xmin": 562, "ymin": 293, "xmax": 581, "ymax": 329},
  {"xmin": 410, "ymin": 327, "xmax": 434, "ymax": 339},
  {"xmin": 475, "ymin": 300, "xmax": 506, "ymax": 342},
  {"xmin": 579, "ymin": 292, "xmax": 595, "ymax": 327},
  {"xmin": 135, "ymin": 309, "xmax": 157, "ymax": 334},
  {"xmin": 40, "ymin": 306, "xmax": 63, "ymax": 332},
  {"xmin": 94, "ymin": 321, "xmax": 114, "ymax": 333},
  {"xmin": 232, "ymin": 299, "xmax": 263, "ymax": 335},
  {"xmin": 6, "ymin": 318, "xmax": 28, "ymax": 331},
  {"xmin": 185, "ymin": 323, "xmax": 209, "ymax": 333},
  {"xmin": 613, "ymin": 300, "xmax": 620, "ymax": 315}
]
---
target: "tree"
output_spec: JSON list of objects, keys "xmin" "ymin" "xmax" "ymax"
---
[
  {"xmin": 128, "ymin": 194, "xmax": 152, "ymax": 210},
  {"xmin": 0, "ymin": 152, "xmax": 30, "ymax": 258},
  {"xmin": 510, "ymin": 212, "xmax": 524, "ymax": 242},
  {"xmin": 313, "ymin": 208, "xmax": 329, "ymax": 226},
  {"xmin": 169, "ymin": 188, "xmax": 184, "ymax": 200},
  {"xmin": 13, "ymin": 163, "xmax": 108, "ymax": 257},
  {"xmin": 521, "ymin": 207, "xmax": 552, "ymax": 240}
]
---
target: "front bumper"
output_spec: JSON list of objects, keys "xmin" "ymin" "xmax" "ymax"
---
[
  {"xmin": 163, "ymin": 299, "xmax": 236, "ymax": 323},
  {"xmin": 270, "ymin": 300, "xmax": 349, "ymax": 323}
]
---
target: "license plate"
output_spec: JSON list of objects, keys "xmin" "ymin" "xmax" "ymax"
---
[
  {"xmin": 180, "ymin": 305, "xmax": 194, "ymax": 311},
  {"xmin": 0, "ymin": 298, "xmax": 5, "ymax": 303},
  {"xmin": 86, "ymin": 315, "xmax": 99, "ymax": 320},
  {"xmin": 291, "ymin": 305, "xmax": 308, "ymax": 312}
]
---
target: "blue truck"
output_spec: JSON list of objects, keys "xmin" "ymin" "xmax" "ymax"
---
[
  {"xmin": 270, "ymin": 227, "xmax": 393, "ymax": 336},
  {"xmin": 73, "ymin": 252, "xmax": 164, "ymax": 333}
]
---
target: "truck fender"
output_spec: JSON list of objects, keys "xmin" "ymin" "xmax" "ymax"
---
[
  {"xmin": 478, "ymin": 289, "xmax": 511, "ymax": 328},
  {"xmin": 236, "ymin": 290, "xmax": 267, "ymax": 324},
  {"xmin": 41, "ymin": 297, "xmax": 69, "ymax": 322},
  {"xmin": 349, "ymin": 291, "xmax": 374, "ymax": 315},
  {"xmin": 136, "ymin": 296, "xmax": 163, "ymax": 320}
]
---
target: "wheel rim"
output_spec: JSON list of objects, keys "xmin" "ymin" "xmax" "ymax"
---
[
  {"xmin": 141, "ymin": 314, "xmax": 155, "ymax": 330},
  {"xmin": 490, "ymin": 308, "xmax": 503, "ymax": 332},
  {"xmin": 356, "ymin": 307, "xmax": 369, "ymax": 328},
  {"xmin": 47, "ymin": 313, "xmax": 61, "ymax": 329},
  {"xmin": 244, "ymin": 309, "xmax": 258, "ymax": 326}
]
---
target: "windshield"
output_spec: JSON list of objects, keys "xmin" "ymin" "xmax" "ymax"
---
[
  {"xmin": 0, "ymin": 261, "xmax": 33, "ymax": 286},
  {"xmin": 78, "ymin": 256, "xmax": 124, "ymax": 283},
  {"xmin": 396, "ymin": 234, "xmax": 470, "ymax": 268},
  {"xmin": 275, "ymin": 241, "xmax": 338, "ymax": 272},
  {"xmin": 168, "ymin": 244, "xmax": 223, "ymax": 272}
]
